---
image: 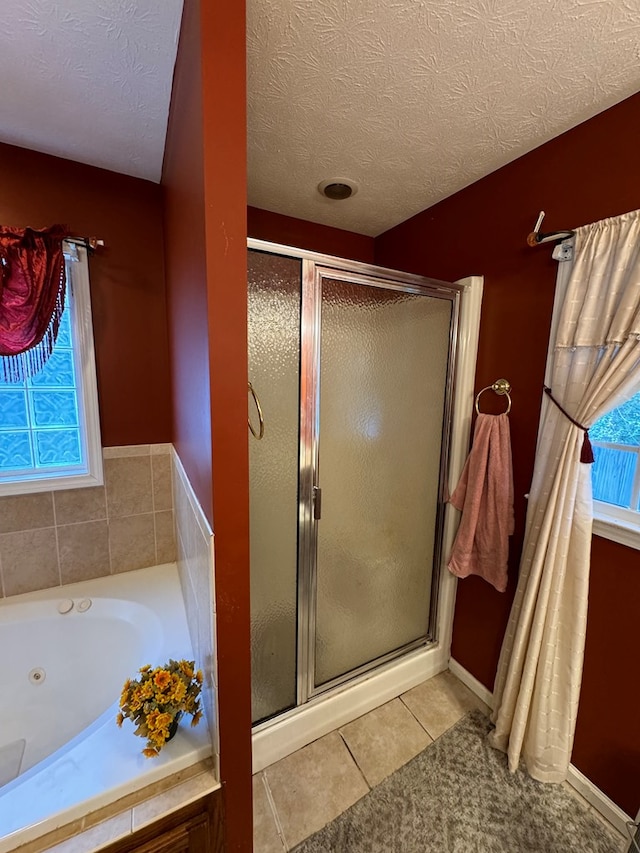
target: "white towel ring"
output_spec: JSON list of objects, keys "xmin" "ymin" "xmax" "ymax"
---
[{"xmin": 475, "ymin": 379, "xmax": 512, "ymax": 415}]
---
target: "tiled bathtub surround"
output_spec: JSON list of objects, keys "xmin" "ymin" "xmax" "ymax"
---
[
  {"xmin": 0, "ymin": 444, "xmax": 176, "ymax": 598},
  {"xmin": 172, "ymin": 450, "xmax": 218, "ymax": 760}
]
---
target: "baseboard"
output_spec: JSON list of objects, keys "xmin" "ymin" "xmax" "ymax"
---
[
  {"xmin": 448, "ymin": 658, "xmax": 632, "ymax": 838},
  {"xmin": 566, "ymin": 764, "xmax": 632, "ymax": 838},
  {"xmin": 448, "ymin": 658, "xmax": 494, "ymax": 710}
]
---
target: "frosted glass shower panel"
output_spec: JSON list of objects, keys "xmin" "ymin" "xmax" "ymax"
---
[
  {"xmin": 248, "ymin": 251, "xmax": 301, "ymax": 723},
  {"xmin": 314, "ymin": 278, "xmax": 452, "ymax": 687}
]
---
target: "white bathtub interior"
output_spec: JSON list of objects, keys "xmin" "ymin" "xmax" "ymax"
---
[{"xmin": 0, "ymin": 563, "xmax": 212, "ymax": 853}]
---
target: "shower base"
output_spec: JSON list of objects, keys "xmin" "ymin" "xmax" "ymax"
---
[{"xmin": 252, "ymin": 642, "xmax": 448, "ymax": 772}]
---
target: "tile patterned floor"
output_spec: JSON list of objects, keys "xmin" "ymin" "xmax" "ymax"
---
[{"xmin": 252, "ymin": 670, "xmax": 629, "ymax": 853}]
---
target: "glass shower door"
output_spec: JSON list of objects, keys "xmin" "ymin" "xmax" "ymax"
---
[
  {"xmin": 249, "ymin": 245, "xmax": 460, "ymax": 720},
  {"xmin": 311, "ymin": 273, "xmax": 454, "ymax": 691},
  {"xmin": 248, "ymin": 251, "xmax": 301, "ymax": 724}
]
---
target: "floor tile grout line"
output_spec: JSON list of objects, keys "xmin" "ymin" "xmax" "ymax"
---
[
  {"xmin": 398, "ymin": 693, "xmax": 437, "ymax": 742},
  {"xmin": 337, "ymin": 730, "xmax": 373, "ymax": 793},
  {"xmin": 261, "ymin": 770, "xmax": 289, "ymax": 852}
]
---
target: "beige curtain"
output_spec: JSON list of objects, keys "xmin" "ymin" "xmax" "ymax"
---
[{"xmin": 490, "ymin": 209, "xmax": 640, "ymax": 782}]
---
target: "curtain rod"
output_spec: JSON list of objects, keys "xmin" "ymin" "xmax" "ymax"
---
[
  {"xmin": 526, "ymin": 211, "xmax": 575, "ymax": 246},
  {"xmin": 64, "ymin": 236, "xmax": 105, "ymax": 252}
]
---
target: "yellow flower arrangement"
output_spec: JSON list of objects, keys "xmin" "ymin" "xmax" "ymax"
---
[{"xmin": 117, "ymin": 659, "xmax": 204, "ymax": 757}]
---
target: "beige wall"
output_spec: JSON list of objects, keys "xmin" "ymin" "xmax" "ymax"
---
[{"xmin": 0, "ymin": 444, "xmax": 175, "ymax": 598}]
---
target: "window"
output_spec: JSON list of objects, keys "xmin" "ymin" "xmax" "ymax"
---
[
  {"xmin": 0, "ymin": 242, "xmax": 102, "ymax": 495},
  {"xmin": 591, "ymin": 390, "xmax": 640, "ymax": 549}
]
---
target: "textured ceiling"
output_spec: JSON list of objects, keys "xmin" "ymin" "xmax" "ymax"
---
[
  {"xmin": 0, "ymin": 0, "xmax": 183, "ymax": 182},
  {"xmin": 247, "ymin": 0, "xmax": 640, "ymax": 236},
  {"xmin": 1, "ymin": 1, "xmax": 637, "ymax": 221}
]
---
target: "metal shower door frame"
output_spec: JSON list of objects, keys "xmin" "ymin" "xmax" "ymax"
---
[
  {"xmin": 298, "ymin": 257, "xmax": 463, "ymax": 704},
  {"xmin": 247, "ymin": 239, "xmax": 463, "ymax": 709}
]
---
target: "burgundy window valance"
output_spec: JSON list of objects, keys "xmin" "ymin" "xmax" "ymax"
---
[{"xmin": 0, "ymin": 224, "xmax": 68, "ymax": 383}]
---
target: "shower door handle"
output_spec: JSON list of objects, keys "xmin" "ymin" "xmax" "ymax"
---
[
  {"xmin": 248, "ymin": 381, "xmax": 265, "ymax": 440},
  {"xmin": 313, "ymin": 486, "xmax": 322, "ymax": 520}
]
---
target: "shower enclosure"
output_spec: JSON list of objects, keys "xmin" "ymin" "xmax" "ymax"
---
[{"xmin": 248, "ymin": 240, "xmax": 482, "ymax": 763}]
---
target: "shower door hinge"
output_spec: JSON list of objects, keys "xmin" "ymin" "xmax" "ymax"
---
[{"xmin": 313, "ymin": 486, "xmax": 322, "ymax": 520}]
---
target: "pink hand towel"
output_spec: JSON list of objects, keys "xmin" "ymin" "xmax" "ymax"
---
[{"xmin": 447, "ymin": 412, "xmax": 514, "ymax": 592}]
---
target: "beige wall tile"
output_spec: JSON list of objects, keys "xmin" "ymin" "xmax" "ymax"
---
[
  {"xmin": 54, "ymin": 486, "xmax": 107, "ymax": 525},
  {"xmin": 16, "ymin": 763, "xmax": 214, "ymax": 853},
  {"xmin": 194, "ymin": 501, "xmax": 212, "ymax": 539},
  {"xmin": 340, "ymin": 698, "xmax": 432, "ymax": 787},
  {"xmin": 105, "ymin": 456, "xmax": 153, "ymax": 518},
  {"xmin": 173, "ymin": 465, "xmax": 191, "ymax": 552},
  {"xmin": 80, "ymin": 760, "xmax": 213, "ymax": 831},
  {"xmin": 11, "ymin": 817, "xmax": 85, "ymax": 853},
  {"xmin": 177, "ymin": 544, "xmax": 199, "ymax": 667},
  {"xmin": 401, "ymin": 671, "xmax": 489, "ymax": 740},
  {"xmin": 173, "ymin": 451, "xmax": 217, "ymax": 749},
  {"xmin": 1, "ymin": 528, "xmax": 59, "ymax": 596},
  {"xmin": 172, "ymin": 459, "xmax": 183, "ymax": 506},
  {"xmin": 151, "ymin": 443, "xmax": 172, "ymax": 455},
  {"xmin": 46, "ymin": 812, "xmax": 131, "ymax": 853},
  {"xmin": 173, "ymin": 456, "xmax": 211, "ymax": 539},
  {"xmin": 197, "ymin": 601, "xmax": 215, "ymax": 687},
  {"xmin": 253, "ymin": 774, "xmax": 286, "ymax": 853},
  {"xmin": 191, "ymin": 532, "xmax": 216, "ymax": 746},
  {"xmin": 184, "ymin": 507, "xmax": 200, "ymax": 567},
  {"xmin": 58, "ymin": 520, "xmax": 110, "ymax": 584},
  {"xmin": 103, "ymin": 445, "xmax": 150, "ymax": 459},
  {"xmin": 0, "ymin": 446, "xmax": 169, "ymax": 598},
  {"xmin": 176, "ymin": 488, "xmax": 197, "ymax": 566},
  {"xmin": 109, "ymin": 514, "xmax": 156, "ymax": 573},
  {"xmin": 151, "ymin": 453, "xmax": 173, "ymax": 512},
  {"xmin": 155, "ymin": 510, "xmax": 176, "ymax": 564},
  {"xmin": 0, "ymin": 492, "xmax": 54, "ymax": 534},
  {"xmin": 190, "ymin": 528, "xmax": 213, "ymax": 611},
  {"xmin": 265, "ymin": 731, "xmax": 369, "ymax": 848},
  {"xmin": 200, "ymin": 657, "xmax": 217, "ymax": 751},
  {"xmin": 131, "ymin": 772, "xmax": 218, "ymax": 830}
]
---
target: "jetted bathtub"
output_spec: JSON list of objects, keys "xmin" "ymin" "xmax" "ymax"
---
[{"xmin": 0, "ymin": 564, "xmax": 212, "ymax": 851}]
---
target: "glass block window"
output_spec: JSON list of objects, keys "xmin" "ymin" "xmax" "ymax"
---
[
  {"xmin": 590, "ymin": 390, "xmax": 640, "ymax": 548},
  {"xmin": 591, "ymin": 391, "xmax": 640, "ymax": 509},
  {"xmin": 0, "ymin": 242, "xmax": 103, "ymax": 494}
]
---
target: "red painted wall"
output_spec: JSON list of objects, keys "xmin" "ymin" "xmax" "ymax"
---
[
  {"xmin": 248, "ymin": 205, "xmax": 375, "ymax": 262},
  {"xmin": 161, "ymin": 0, "xmax": 211, "ymax": 522},
  {"xmin": 375, "ymin": 92, "xmax": 640, "ymax": 816},
  {"xmin": 201, "ymin": 2, "xmax": 252, "ymax": 851},
  {"xmin": 0, "ymin": 141, "xmax": 171, "ymax": 447},
  {"xmin": 163, "ymin": 2, "xmax": 252, "ymax": 850}
]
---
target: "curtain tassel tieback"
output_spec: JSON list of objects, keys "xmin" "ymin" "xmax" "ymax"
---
[{"xmin": 543, "ymin": 386, "xmax": 594, "ymax": 464}]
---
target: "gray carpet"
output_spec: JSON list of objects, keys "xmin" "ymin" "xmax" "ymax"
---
[{"xmin": 292, "ymin": 711, "xmax": 622, "ymax": 853}]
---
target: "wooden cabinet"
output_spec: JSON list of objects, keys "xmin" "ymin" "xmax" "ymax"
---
[{"xmin": 102, "ymin": 791, "xmax": 224, "ymax": 853}]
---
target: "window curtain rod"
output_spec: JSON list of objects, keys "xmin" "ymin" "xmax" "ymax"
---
[
  {"xmin": 526, "ymin": 211, "xmax": 574, "ymax": 246},
  {"xmin": 64, "ymin": 236, "xmax": 105, "ymax": 252}
]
